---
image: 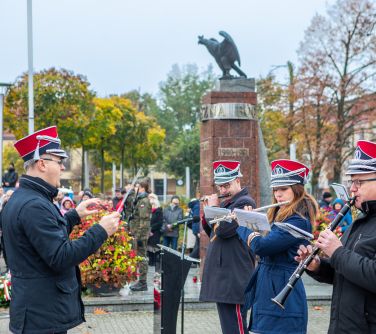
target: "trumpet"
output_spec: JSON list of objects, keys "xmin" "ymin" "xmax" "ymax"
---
[
  {"xmin": 271, "ymin": 196, "xmax": 356, "ymax": 309},
  {"xmin": 208, "ymin": 201, "xmax": 291, "ymax": 225}
]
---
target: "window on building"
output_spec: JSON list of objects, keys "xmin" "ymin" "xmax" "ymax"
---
[{"xmin": 154, "ymin": 179, "xmax": 164, "ymax": 196}]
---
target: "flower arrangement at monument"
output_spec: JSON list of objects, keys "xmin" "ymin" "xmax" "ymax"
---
[
  {"xmin": 0, "ymin": 272, "xmax": 11, "ymax": 307},
  {"xmin": 313, "ymin": 207, "xmax": 343, "ymax": 240},
  {"xmin": 70, "ymin": 207, "xmax": 142, "ymax": 291}
]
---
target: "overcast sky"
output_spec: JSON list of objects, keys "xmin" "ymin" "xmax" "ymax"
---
[{"xmin": 0, "ymin": 0, "xmax": 334, "ymax": 97}]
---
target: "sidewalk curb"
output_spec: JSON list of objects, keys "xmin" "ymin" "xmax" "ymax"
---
[{"xmin": 82, "ymin": 295, "xmax": 331, "ymax": 313}]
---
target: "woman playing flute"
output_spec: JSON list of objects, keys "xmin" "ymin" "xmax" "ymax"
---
[{"xmin": 237, "ymin": 159, "xmax": 318, "ymax": 334}]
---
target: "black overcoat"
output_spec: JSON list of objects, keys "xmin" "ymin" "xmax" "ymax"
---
[
  {"xmin": 308, "ymin": 200, "xmax": 376, "ymax": 333},
  {"xmin": 2, "ymin": 175, "xmax": 108, "ymax": 334},
  {"xmin": 147, "ymin": 207, "xmax": 163, "ymax": 247},
  {"xmin": 199, "ymin": 188, "xmax": 256, "ymax": 304}
]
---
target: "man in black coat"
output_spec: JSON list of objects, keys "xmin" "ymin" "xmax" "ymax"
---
[
  {"xmin": 2, "ymin": 126, "xmax": 120, "ymax": 334},
  {"xmin": 200, "ymin": 160, "xmax": 256, "ymax": 334},
  {"xmin": 296, "ymin": 140, "xmax": 376, "ymax": 333}
]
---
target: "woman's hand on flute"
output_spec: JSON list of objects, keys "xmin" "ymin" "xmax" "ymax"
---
[
  {"xmin": 315, "ymin": 229, "xmax": 343, "ymax": 257},
  {"xmin": 295, "ymin": 245, "xmax": 321, "ymax": 272}
]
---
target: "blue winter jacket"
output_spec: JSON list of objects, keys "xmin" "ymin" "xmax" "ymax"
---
[
  {"xmin": 330, "ymin": 198, "xmax": 353, "ymax": 232},
  {"xmin": 238, "ymin": 214, "xmax": 311, "ymax": 334},
  {"xmin": 188, "ymin": 199, "xmax": 200, "ymax": 235}
]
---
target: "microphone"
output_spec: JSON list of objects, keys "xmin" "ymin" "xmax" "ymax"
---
[{"xmin": 171, "ymin": 217, "xmax": 194, "ymax": 228}]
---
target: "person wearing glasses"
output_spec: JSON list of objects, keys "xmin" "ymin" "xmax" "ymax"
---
[
  {"xmin": 200, "ymin": 160, "xmax": 256, "ymax": 334},
  {"xmin": 296, "ymin": 140, "xmax": 376, "ymax": 334},
  {"xmin": 1, "ymin": 126, "xmax": 120, "ymax": 334}
]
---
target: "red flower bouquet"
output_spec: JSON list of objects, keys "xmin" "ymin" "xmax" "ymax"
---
[
  {"xmin": 0, "ymin": 272, "xmax": 11, "ymax": 307},
  {"xmin": 70, "ymin": 208, "xmax": 142, "ymax": 289},
  {"xmin": 313, "ymin": 207, "xmax": 343, "ymax": 240}
]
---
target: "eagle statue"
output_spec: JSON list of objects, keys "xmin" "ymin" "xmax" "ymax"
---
[{"xmin": 198, "ymin": 31, "xmax": 247, "ymax": 79}]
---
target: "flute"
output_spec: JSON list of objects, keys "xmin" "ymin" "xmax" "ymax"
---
[
  {"xmin": 208, "ymin": 201, "xmax": 290, "ymax": 225},
  {"xmin": 200, "ymin": 193, "xmax": 231, "ymax": 202},
  {"xmin": 271, "ymin": 196, "xmax": 356, "ymax": 309}
]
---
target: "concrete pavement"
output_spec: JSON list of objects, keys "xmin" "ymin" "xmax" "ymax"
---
[
  {"xmin": 0, "ymin": 306, "xmax": 330, "ymax": 333},
  {"xmin": 0, "ymin": 258, "xmax": 332, "ymax": 333}
]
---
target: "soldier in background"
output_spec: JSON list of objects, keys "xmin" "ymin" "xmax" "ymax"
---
[
  {"xmin": 130, "ymin": 178, "xmax": 152, "ymax": 292},
  {"xmin": 123, "ymin": 182, "xmax": 136, "ymax": 222}
]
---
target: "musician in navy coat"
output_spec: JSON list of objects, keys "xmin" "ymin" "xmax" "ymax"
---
[
  {"xmin": 237, "ymin": 159, "xmax": 318, "ymax": 334},
  {"xmin": 2, "ymin": 126, "xmax": 120, "ymax": 334},
  {"xmin": 200, "ymin": 160, "xmax": 256, "ymax": 334}
]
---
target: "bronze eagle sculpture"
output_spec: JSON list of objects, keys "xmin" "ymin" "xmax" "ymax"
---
[{"xmin": 198, "ymin": 31, "xmax": 247, "ymax": 79}]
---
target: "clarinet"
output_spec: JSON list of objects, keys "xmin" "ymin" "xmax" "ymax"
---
[{"xmin": 271, "ymin": 196, "xmax": 356, "ymax": 309}]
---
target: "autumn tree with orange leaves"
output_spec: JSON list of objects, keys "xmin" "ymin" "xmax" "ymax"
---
[{"xmin": 297, "ymin": 0, "xmax": 376, "ymax": 183}]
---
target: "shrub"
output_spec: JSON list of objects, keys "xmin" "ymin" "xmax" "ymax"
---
[{"xmin": 70, "ymin": 208, "xmax": 142, "ymax": 288}]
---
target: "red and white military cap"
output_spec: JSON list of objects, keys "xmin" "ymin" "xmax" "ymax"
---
[
  {"xmin": 346, "ymin": 140, "xmax": 376, "ymax": 175},
  {"xmin": 14, "ymin": 126, "xmax": 68, "ymax": 162},
  {"xmin": 213, "ymin": 160, "xmax": 243, "ymax": 185},
  {"xmin": 270, "ymin": 159, "xmax": 309, "ymax": 188}
]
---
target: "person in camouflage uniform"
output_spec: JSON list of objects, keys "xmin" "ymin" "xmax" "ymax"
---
[
  {"xmin": 124, "ymin": 187, "xmax": 136, "ymax": 226},
  {"xmin": 130, "ymin": 178, "xmax": 152, "ymax": 292}
]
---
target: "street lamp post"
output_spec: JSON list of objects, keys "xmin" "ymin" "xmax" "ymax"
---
[
  {"xmin": 27, "ymin": 0, "xmax": 34, "ymax": 134},
  {"xmin": 0, "ymin": 83, "xmax": 12, "ymax": 180}
]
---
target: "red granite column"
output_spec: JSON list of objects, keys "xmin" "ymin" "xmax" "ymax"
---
[{"xmin": 199, "ymin": 90, "xmax": 259, "ymax": 273}]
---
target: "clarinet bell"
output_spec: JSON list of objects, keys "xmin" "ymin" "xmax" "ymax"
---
[{"xmin": 271, "ymin": 284, "xmax": 293, "ymax": 309}]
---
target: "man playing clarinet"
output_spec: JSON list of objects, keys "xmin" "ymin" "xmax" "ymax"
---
[
  {"xmin": 296, "ymin": 140, "xmax": 376, "ymax": 333},
  {"xmin": 200, "ymin": 160, "xmax": 256, "ymax": 334}
]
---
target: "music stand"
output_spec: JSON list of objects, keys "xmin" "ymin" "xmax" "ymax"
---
[{"xmin": 154, "ymin": 239, "xmax": 200, "ymax": 334}]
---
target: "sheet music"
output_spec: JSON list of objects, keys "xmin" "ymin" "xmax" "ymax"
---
[
  {"xmin": 273, "ymin": 222, "xmax": 313, "ymax": 241},
  {"xmin": 331, "ymin": 183, "xmax": 349, "ymax": 202},
  {"xmin": 203, "ymin": 206, "xmax": 231, "ymax": 219},
  {"xmin": 233, "ymin": 208, "xmax": 271, "ymax": 232}
]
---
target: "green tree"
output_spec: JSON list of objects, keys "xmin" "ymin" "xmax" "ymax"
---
[
  {"xmin": 164, "ymin": 125, "xmax": 200, "ymax": 194},
  {"xmin": 157, "ymin": 64, "xmax": 215, "ymax": 194},
  {"xmin": 126, "ymin": 111, "xmax": 165, "ymax": 173},
  {"xmin": 121, "ymin": 90, "xmax": 160, "ymax": 118},
  {"xmin": 158, "ymin": 64, "xmax": 216, "ymax": 143},
  {"xmin": 256, "ymin": 75, "xmax": 287, "ymax": 161},
  {"xmin": 88, "ymin": 97, "xmax": 123, "ymax": 192},
  {"xmin": 4, "ymin": 68, "xmax": 95, "ymax": 187},
  {"xmin": 105, "ymin": 96, "xmax": 165, "ymax": 180},
  {"xmin": 4, "ymin": 68, "xmax": 94, "ymax": 145}
]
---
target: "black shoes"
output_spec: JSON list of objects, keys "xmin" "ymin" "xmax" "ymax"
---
[{"xmin": 130, "ymin": 281, "xmax": 148, "ymax": 292}]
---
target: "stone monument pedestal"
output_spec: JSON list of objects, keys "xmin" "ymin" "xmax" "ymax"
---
[{"xmin": 199, "ymin": 78, "xmax": 266, "ymax": 271}]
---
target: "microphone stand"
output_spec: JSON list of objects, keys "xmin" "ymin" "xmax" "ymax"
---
[{"xmin": 179, "ymin": 220, "xmax": 189, "ymax": 334}]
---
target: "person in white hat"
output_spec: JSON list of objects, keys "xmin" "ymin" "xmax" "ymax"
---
[
  {"xmin": 200, "ymin": 160, "xmax": 256, "ymax": 334},
  {"xmin": 2, "ymin": 126, "xmax": 120, "ymax": 334},
  {"xmin": 296, "ymin": 140, "xmax": 376, "ymax": 333}
]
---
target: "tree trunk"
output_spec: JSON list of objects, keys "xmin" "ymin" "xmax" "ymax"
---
[
  {"xmin": 310, "ymin": 166, "xmax": 320, "ymax": 198},
  {"xmin": 101, "ymin": 145, "xmax": 105, "ymax": 193},
  {"xmin": 121, "ymin": 147, "xmax": 125, "ymax": 187},
  {"xmin": 81, "ymin": 145, "xmax": 85, "ymax": 189}
]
